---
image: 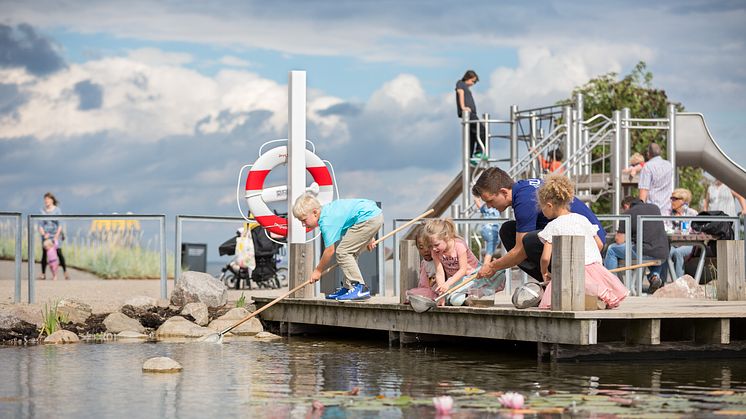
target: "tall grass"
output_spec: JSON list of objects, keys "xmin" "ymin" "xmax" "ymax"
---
[
  {"xmin": 0, "ymin": 219, "xmax": 174, "ymax": 279},
  {"xmin": 40, "ymin": 300, "xmax": 68, "ymax": 337}
]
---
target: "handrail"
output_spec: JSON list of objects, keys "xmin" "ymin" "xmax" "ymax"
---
[{"xmin": 507, "ymin": 124, "xmax": 567, "ymax": 178}]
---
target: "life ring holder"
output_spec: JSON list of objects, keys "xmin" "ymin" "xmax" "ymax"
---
[{"xmin": 243, "ymin": 142, "xmax": 334, "ymax": 237}]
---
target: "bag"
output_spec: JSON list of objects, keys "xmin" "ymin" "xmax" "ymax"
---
[{"xmin": 689, "ymin": 211, "xmax": 735, "ymax": 258}]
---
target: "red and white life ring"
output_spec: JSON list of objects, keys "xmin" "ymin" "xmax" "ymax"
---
[{"xmin": 245, "ymin": 146, "xmax": 334, "ymax": 236}]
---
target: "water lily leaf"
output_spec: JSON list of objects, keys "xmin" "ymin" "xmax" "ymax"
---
[{"xmin": 383, "ymin": 396, "xmax": 413, "ymax": 406}]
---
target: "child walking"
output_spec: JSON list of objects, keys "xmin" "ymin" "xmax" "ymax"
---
[
  {"xmin": 43, "ymin": 238, "xmax": 60, "ymax": 281},
  {"xmin": 536, "ymin": 175, "xmax": 628, "ymax": 309},
  {"xmin": 405, "ymin": 227, "xmax": 438, "ymax": 302},
  {"xmin": 293, "ymin": 193, "xmax": 383, "ymax": 301}
]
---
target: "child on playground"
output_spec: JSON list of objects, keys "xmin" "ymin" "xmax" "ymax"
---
[
  {"xmin": 536, "ymin": 147, "xmax": 565, "ymax": 174},
  {"xmin": 43, "ymin": 238, "xmax": 60, "ymax": 281},
  {"xmin": 292, "ymin": 193, "xmax": 383, "ymax": 301},
  {"xmin": 405, "ymin": 227, "xmax": 438, "ymax": 302},
  {"xmin": 622, "ymin": 152, "xmax": 645, "ymax": 177},
  {"xmin": 535, "ymin": 175, "xmax": 628, "ymax": 309},
  {"xmin": 424, "ymin": 218, "xmax": 506, "ymax": 306},
  {"xmin": 474, "ymin": 196, "xmax": 501, "ymax": 266}
]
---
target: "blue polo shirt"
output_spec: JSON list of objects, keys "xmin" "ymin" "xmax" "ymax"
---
[
  {"xmin": 319, "ymin": 199, "xmax": 382, "ymax": 246},
  {"xmin": 512, "ymin": 179, "xmax": 606, "ymax": 244}
]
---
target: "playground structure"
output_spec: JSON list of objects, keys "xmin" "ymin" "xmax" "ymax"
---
[{"xmin": 429, "ymin": 93, "xmax": 746, "ymax": 239}]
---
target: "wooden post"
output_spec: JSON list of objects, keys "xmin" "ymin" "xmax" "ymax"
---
[
  {"xmin": 551, "ymin": 235, "xmax": 586, "ymax": 311},
  {"xmin": 289, "ymin": 242, "xmax": 315, "ymax": 298},
  {"xmin": 716, "ymin": 240, "xmax": 745, "ymax": 301},
  {"xmin": 625, "ymin": 319, "xmax": 661, "ymax": 345},
  {"xmin": 399, "ymin": 240, "xmax": 420, "ymax": 304}
]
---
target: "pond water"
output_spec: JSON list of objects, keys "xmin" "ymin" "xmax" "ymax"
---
[{"xmin": 1, "ymin": 336, "xmax": 745, "ymax": 418}]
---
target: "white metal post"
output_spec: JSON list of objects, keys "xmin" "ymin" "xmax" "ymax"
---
[
  {"xmin": 288, "ymin": 71, "xmax": 307, "ymax": 244},
  {"xmin": 667, "ymin": 103, "xmax": 677, "ymax": 188},
  {"xmin": 622, "ymin": 108, "xmax": 631, "ymax": 170}
]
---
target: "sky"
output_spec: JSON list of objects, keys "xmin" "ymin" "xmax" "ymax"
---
[{"xmin": 1, "ymin": 0, "xmax": 745, "ymax": 236}]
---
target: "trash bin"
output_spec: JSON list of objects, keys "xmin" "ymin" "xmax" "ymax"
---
[{"xmin": 181, "ymin": 243, "xmax": 207, "ymax": 272}]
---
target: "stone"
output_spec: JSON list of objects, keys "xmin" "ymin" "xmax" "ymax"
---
[
  {"xmin": 142, "ymin": 357, "xmax": 182, "ymax": 373},
  {"xmin": 653, "ymin": 275, "xmax": 707, "ymax": 299},
  {"xmin": 155, "ymin": 299, "xmax": 171, "ymax": 309},
  {"xmin": 208, "ymin": 308, "xmax": 263, "ymax": 336},
  {"xmin": 170, "ymin": 271, "xmax": 228, "ymax": 308},
  {"xmin": 156, "ymin": 316, "xmax": 213, "ymax": 338},
  {"xmin": 44, "ymin": 329, "xmax": 80, "ymax": 344},
  {"xmin": 181, "ymin": 302, "xmax": 209, "ymax": 326},
  {"xmin": 0, "ymin": 304, "xmax": 43, "ymax": 327},
  {"xmin": 57, "ymin": 299, "xmax": 92, "ymax": 324},
  {"xmin": 254, "ymin": 331, "xmax": 281, "ymax": 341},
  {"xmin": 103, "ymin": 312, "xmax": 146, "ymax": 334},
  {"xmin": 123, "ymin": 296, "xmax": 157, "ymax": 310},
  {"xmin": 118, "ymin": 330, "xmax": 149, "ymax": 339},
  {"xmin": 0, "ymin": 311, "xmax": 38, "ymax": 341}
]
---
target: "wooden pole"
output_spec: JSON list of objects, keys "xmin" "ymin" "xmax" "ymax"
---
[
  {"xmin": 716, "ymin": 240, "xmax": 745, "ymax": 301},
  {"xmin": 551, "ymin": 235, "xmax": 586, "ymax": 311}
]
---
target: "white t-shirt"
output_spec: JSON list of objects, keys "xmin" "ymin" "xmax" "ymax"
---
[{"xmin": 537, "ymin": 213, "xmax": 602, "ymax": 265}]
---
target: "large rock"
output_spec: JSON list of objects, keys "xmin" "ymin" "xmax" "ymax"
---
[
  {"xmin": 0, "ymin": 311, "xmax": 38, "ymax": 341},
  {"xmin": 103, "ymin": 312, "xmax": 146, "ymax": 334},
  {"xmin": 44, "ymin": 329, "xmax": 80, "ymax": 344},
  {"xmin": 170, "ymin": 271, "xmax": 227, "ymax": 308},
  {"xmin": 181, "ymin": 302, "xmax": 209, "ymax": 326},
  {"xmin": 653, "ymin": 275, "xmax": 707, "ymax": 299},
  {"xmin": 208, "ymin": 308, "xmax": 263, "ymax": 336},
  {"xmin": 254, "ymin": 331, "xmax": 281, "ymax": 341},
  {"xmin": 142, "ymin": 357, "xmax": 182, "ymax": 373},
  {"xmin": 57, "ymin": 299, "xmax": 92, "ymax": 324},
  {"xmin": 156, "ymin": 316, "xmax": 213, "ymax": 338},
  {"xmin": 123, "ymin": 296, "xmax": 157, "ymax": 310},
  {"xmin": 0, "ymin": 305, "xmax": 43, "ymax": 326}
]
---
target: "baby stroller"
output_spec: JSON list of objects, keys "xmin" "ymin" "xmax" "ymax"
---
[{"xmin": 218, "ymin": 225, "xmax": 287, "ymax": 290}]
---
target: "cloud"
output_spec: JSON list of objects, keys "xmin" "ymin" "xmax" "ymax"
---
[
  {"xmin": 317, "ymin": 102, "xmax": 361, "ymax": 117},
  {"xmin": 0, "ymin": 23, "xmax": 66, "ymax": 76},
  {"xmin": 126, "ymin": 48, "xmax": 193, "ymax": 66},
  {"xmin": 73, "ymin": 80, "xmax": 103, "ymax": 110},
  {"xmin": 0, "ymin": 83, "xmax": 27, "ymax": 116},
  {"xmin": 219, "ymin": 55, "xmax": 251, "ymax": 68}
]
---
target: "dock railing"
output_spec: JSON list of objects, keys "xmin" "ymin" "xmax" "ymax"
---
[
  {"xmin": 597, "ymin": 214, "xmax": 633, "ymax": 290},
  {"xmin": 26, "ymin": 214, "xmax": 167, "ymax": 303},
  {"xmin": 1, "ymin": 212, "xmax": 23, "ymax": 303}
]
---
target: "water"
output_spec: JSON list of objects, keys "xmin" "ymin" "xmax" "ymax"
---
[{"xmin": 1, "ymin": 337, "xmax": 745, "ymax": 418}]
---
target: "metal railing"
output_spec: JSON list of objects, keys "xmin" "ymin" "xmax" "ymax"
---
[
  {"xmin": 597, "ymin": 214, "xmax": 633, "ymax": 289},
  {"xmin": 26, "ymin": 214, "xmax": 167, "ymax": 303},
  {"xmin": 634, "ymin": 214, "xmax": 741, "ymax": 296},
  {"xmin": 1, "ymin": 212, "xmax": 23, "ymax": 303}
]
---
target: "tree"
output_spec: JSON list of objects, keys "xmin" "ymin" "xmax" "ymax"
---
[{"xmin": 558, "ymin": 61, "xmax": 705, "ymax": 213}]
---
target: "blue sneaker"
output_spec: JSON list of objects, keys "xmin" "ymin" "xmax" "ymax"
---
[
  {"xmin": 336, "ymin": 282, "xmax": 371, "ymax": 301},
  {"xmin": 326, "ymin": 284, "xmax": 349, "ymax": 300}
]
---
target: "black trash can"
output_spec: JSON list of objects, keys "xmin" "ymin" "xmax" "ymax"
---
[{"xmin": 181, "ymin": 243, "xmax": 207, "ymax": 272}]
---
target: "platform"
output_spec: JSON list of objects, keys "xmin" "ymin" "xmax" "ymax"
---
[{"xmin": 254, "ymin": 295, "xmax": 746, "ymax": 361}]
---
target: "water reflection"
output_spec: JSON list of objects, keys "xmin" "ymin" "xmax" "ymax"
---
[{"xmin": 1, "ymin": 338, "xmax": 744, "ymax": 418}]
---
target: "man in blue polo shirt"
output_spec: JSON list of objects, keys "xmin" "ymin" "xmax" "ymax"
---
[{"xmin": 472, "ymin": 167, "xmax": 606, "ymax": 281}]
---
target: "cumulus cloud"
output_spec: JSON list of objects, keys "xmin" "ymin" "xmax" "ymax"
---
[
  {"xmin": 73, "ymin": 80, "xmax": 103, "ymax": 110},
  {"xmin": 219, "ymin": 55, "xmax": 252, "ymax": 68}
]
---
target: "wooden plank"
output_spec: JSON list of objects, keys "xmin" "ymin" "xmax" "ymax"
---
[
  {"xmin": 289, "ymin": 242, "xmax": 314, "ymax": 299},
  {"xmin": 694, "ymin": 318, "xmax": 730, "ymax": 344},
  {"xmin": 625, "ymin": 319, "xmax": 660, "ymax": 345},
  {"xmin": 551, "ymin": 235, "xmax": 586, "ymax": 311},
  {"xmin": 717, "ymin": 240, "xmax": 745, "ymax": 301},
  {"xmin": 399, "ymin": 240, "xmax": 420, "ymax": 304},
  {"xmin": 257, "ymin": 300, "xmax": 598, "ymax": 345}
]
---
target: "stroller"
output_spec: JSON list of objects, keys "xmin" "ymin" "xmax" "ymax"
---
[{"xmin": 218, "ymin": 225, "xmax": 287, "ymax": 290}]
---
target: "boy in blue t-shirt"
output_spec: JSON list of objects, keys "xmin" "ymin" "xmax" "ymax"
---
[
  {"xmin": 471, "ymin": 167, "xmax": 606, "ymax": 281},
  {"xmin": 292, "ymin": 193, "xmax": 384, "ymax": 301}
]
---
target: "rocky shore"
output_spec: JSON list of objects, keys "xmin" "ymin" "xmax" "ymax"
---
[{"xmin": 0, "ymin": 271, "xmax": 279, "ymax": 344}]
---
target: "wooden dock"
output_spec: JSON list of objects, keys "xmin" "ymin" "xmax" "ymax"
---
[{"xmin": 254, "ymin": 295, "xmax": 746, "ymax": 361}]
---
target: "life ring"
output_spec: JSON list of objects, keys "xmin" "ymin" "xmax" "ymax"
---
[{"xmin": 245, "ymin": 146, "xmax": 333, "ymax": 236}]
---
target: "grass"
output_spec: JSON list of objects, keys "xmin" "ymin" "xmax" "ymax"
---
[
  {"xmin": 236, "ymin": 292, "xmax": 246, "ymax": 308},
  {"xmin": 39, "ymin": 300, "xmax": 68, "ymax": 337},
  {"xmin": 0, "ymin": 220, "xmax": 174, "ymax": 279}
]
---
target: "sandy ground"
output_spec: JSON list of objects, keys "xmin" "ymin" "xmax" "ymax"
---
[{"xmin": 0, "ymin": 260, "xmax": 283, "ymax": 315}]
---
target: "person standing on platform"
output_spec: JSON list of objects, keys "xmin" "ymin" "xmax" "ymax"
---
[
  {"xmin": 704, "ymin": 179, "xmax": 746, "ymax": 216},
  {"xmin": 638, "ymin": 142, "xmax": 673, "ymax": 216},
  {"xmin": 455, "ymin": 70, "xmax": 486, "ymax": 165}
]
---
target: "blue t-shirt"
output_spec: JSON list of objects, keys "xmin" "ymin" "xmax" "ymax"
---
[
  {"xmin": 319, "ymin": 199, "xmax": 382, "ymax": 246},
  {"xmin": 511, "ymin": 179, "xmax": 606, "ymax": 244}
]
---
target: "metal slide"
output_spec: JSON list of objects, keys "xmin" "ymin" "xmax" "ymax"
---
[{"xmin": 675, "ymin": 113, "xmax": 746, "ymax": 197}]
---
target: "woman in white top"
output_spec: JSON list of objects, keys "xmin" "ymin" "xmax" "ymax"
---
[
  {"xmin": 704, "ymin": 180, "xmax": 745, "ymax": 217},
  {"xmin": 535, "ymin": 175, "xmax": 628, "ymax": 309}
]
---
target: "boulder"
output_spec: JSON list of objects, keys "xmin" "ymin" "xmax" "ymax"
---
[
  {"xmin": 44, "ymin": 329, "xmax": 80, "ymax": 344},
  {"xmin": 181, "ymin": 302, "xmax": 209, "ymax": 326},
  {"xmin": 142, "ymin": 357, "xmax": 182, "ymax": 373},
  {"xmin": 0, "ymin": 304, "xmax": 43, "ymax": 326},
  {"xmin": 156, "ymin": 316, "xmax": 213, "ymax": 338},
  {"xmin": 0, "ymin": 311, "xmax": 38, "ymax": 341},
  {"xmin": 170, "ymin": 271, "xmax": 227, "ymax": 308},
  {"xmin": 103, "ymin": 312, "xmax": 146, "ymax": 334},
  {"xmin": 155, "ymin": 299, "xmax": 171, "ymax": 309},
  {"xmin": 208, "ymin": 308, "xmax": 263, "ymax": 336},
  {"xmin": 123, "ymin": 296, "xmax": 157, "ymax": 310},
  {"xmin": 653, "ymin": 275, "xmax": 707, "ymax": 299},
  {"xmin": 254, "ymin": 331, "xmax": 281, "ymax": 341},
  {"xmin": 118, "ymin": 330, "xmax": 149, "ymax": 339},
  {"xmin": 57, "ymin": 299, "xmax": 92, "ymax": 324}
]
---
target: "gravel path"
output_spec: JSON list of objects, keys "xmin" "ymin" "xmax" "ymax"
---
[{"xmin": 0, "ymin": 260, "xmax": 283, "ymax": 316}]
